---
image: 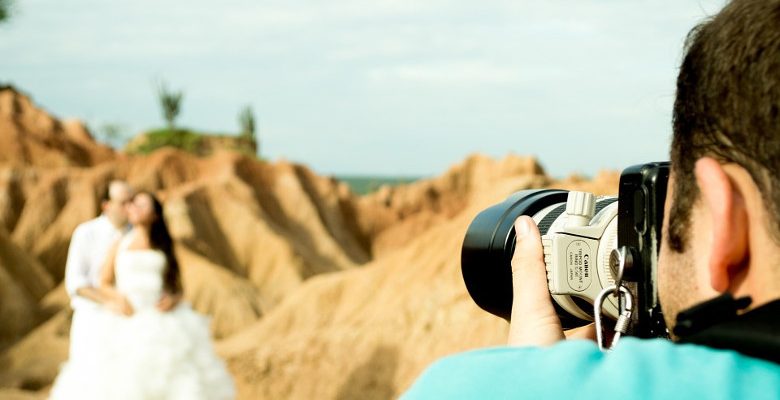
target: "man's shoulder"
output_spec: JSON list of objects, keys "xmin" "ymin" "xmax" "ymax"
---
[
  {"xmin": 402, "ymin": 339, "xmax": 780, "ymax": 400},
  {"xmin": 72, "ymin": 216, "xmax": 104, "ymax": 237}
]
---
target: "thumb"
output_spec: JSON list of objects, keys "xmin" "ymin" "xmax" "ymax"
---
[{"xmin": 508, "ymin": 216, "xmax": 564, "ymax": 346}]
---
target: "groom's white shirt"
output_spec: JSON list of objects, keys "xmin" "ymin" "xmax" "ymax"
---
[{"xmin": 65, "ymin": 215, "xmax": 129, "ymax": 309}]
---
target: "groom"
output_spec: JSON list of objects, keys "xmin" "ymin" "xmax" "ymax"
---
[{"xmin": 64, "ymin": 180, "xmax": 134, "ymax": 361}]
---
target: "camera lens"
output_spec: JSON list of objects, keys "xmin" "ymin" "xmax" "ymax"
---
[{"xmin": 461, "ymin": 189, "xmax": 619, "ymax": 329}]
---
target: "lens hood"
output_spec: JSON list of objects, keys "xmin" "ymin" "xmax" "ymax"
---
[{"xmin": 461, "ymin": 189, "xmax": 568, "ymax": 321}]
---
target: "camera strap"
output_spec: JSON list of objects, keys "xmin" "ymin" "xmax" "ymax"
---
[{"xmin": 594, "ymin": 284, "xmax": 634, "ymax": 352}]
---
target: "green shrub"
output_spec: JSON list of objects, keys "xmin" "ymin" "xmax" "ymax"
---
[
  {"xmin": 132, "ymin": 129, "xmax": 203, "ymax": 154},
  {"xmin": 0, "ymin": 0, "xmax": 11, "ymax": 23}
]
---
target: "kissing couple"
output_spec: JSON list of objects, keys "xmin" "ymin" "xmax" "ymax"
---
[{"xmin": 50, "ymin": 181, "xmax": 235, "ymax": 400}]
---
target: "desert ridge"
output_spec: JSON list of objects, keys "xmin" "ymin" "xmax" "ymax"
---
[
  {"xmin": 0, "ymin": 86, "xmax": 619, "ymax": 399},
  {"xmin": 0, "ymin": 85, "xmax": 115, "ymax": 168}
]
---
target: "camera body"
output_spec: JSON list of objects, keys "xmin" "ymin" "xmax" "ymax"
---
[{"xmin": 461, "ymin": 162, "xmax": 669, "ymax": 338}]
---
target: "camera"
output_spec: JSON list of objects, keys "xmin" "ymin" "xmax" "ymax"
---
[{"xmin": 461, "ymin": 162, "xmax": 669, "ymax": 338}]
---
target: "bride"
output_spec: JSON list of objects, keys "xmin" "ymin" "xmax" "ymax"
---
[{"xmin": 50, "ymin": 191, "xmax": 235, "ymax": 400}]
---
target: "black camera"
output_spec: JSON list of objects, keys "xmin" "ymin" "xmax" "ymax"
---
[{"xmin": 461, "ymin": 162, "xmax": 669, "ymax": 338}]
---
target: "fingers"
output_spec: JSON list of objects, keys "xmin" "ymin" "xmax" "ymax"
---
[
  {"xmin": 157, "ymin": 298, "xmax": 172, "ymax": 312},
  {"xmin": 507, "ymin": 216, "xmax": 565, "ymax": 347},
  {"xmin": 564, "ymin": 323, "xmax": 597, "ymax": 341},
  {"xmin": 121, "ymin": 298, "xmax": 134, "ymax": 316},
  {"xmin": 510, "ymin": 216, "xmax": 550, "ymax": 312},
  {"xmin": 156, "ymin": 293, "xmax": 182, "ymax": 312},
  {"xmin": 511, "ymin": 215, "xmax": 546, "ymax": 287},
  {"xmin": 156, "ymin": 292, "xmax": 177, "ymax": 311},
  {"xmin": 156, "ymin": 295, "xmax": 168, "ymax": 307}
]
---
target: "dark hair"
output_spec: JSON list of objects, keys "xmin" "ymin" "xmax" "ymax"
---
[
  {"xmin": 138, "ymin": 191, "xmax": 182, "ymax": 293},
  {"xmin": 101, "ymin": 185, "xmax": 111, "ymax": 204},
  {"xmin": 669, "ymin": 0, "xmax": 780, "ymax": 252}
]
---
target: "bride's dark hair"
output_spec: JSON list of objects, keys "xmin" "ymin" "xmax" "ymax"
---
[{"xmin": 140, "ymin": 191, "xmax": 182, "ymax": 294}]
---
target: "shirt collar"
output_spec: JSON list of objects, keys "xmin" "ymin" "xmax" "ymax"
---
[
  {"xmin": 97, "ymin": 214, "xmax": 131, "ymax": 235},
  {"xmin": 676, "ymin": 294, "xmax": 780, "ymax": 364}
]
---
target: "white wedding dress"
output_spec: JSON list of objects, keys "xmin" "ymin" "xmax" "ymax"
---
[{"xmin": 50, "ymin": 234, "xmax": 235, "ymax": 400}]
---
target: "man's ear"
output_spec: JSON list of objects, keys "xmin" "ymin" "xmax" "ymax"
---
[{"xmin": 694, "ymin": 157, "xmax": 749, "ymax": 293}]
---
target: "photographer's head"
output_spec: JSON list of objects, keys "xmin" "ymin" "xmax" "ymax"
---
[{"xmin": 661, "ymin": 0, "xmax": 780, "ymax": 333}]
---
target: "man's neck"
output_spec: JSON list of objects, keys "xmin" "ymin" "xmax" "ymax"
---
[{"xmin": 101, "ymin": 214, "xmax": 127, "ymax": 231}]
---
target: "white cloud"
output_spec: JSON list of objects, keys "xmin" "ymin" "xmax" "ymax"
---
[{"xmin": 367, "ymin": 61, "xmax": 524, "ymax": 85}]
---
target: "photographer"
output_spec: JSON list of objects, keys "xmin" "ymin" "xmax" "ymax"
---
[{"xmin": 404, "ymin": 0, "xmax": 780, "ymax": 398}]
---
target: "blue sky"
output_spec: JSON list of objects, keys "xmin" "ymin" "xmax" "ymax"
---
[{"xmin": 0, "ymin": 0, "xmax": 725, "ymax": 177}]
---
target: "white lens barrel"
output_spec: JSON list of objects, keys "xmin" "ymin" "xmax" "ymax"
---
[{"xmin": 535, "ymin": 193, "xmax": 620, "ymax": 321}]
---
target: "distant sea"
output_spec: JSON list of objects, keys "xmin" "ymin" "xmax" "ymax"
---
[{"xmin": 336, "ymin": 175, "xmax": 421, "ymax": 195}]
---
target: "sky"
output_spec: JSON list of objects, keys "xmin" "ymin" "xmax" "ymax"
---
[{"xmin": 0, "ymin": 0, "xmax": 726, "ymax": 177}]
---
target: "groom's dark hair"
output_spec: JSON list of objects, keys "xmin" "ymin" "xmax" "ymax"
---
[{"xmin": 100, "ymin": 186, "xmax": 111, "ymax": 204}]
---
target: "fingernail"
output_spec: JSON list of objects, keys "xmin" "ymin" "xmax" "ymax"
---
[{"xmin": 516, "ymin": 217, "xmax": 530, "ymax": 238}]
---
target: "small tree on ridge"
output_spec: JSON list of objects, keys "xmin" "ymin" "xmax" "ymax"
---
[
  {"xmin": 238, "ymin": 105, "xmax": 259, "ymax": 155},
  {"xmin": 238, "ymin": 105, "xmax": 255, "ymax": 140},
  {"xmin": 0, "ymin": 0, "xmax": 12, "ymax": 23},
  {"xmin": 157, "ymin": 81, "xmax": 183, "ymax": 132}
]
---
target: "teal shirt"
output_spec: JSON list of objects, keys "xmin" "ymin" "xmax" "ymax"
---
[{"xmin": 403, "ymin": 338, "xmax": 780, "ymax": 399}]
